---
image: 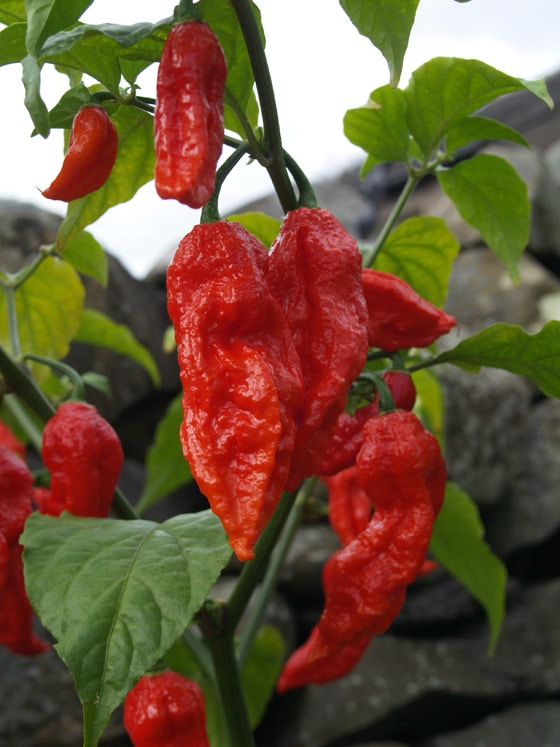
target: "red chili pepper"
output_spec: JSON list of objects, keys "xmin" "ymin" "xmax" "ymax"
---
[
  {"xmin": 267, "ymin": 207, "xmax": 369, "ymax": 489},
  {"xmin": 42, "ymin": 105, "xmax": 118, "ymax": 202},
  {"xmin": 166, "ymin": 221, "xmax": 304, "ymax": 561},
  {"xmin": 324, "ymin": 464, "xmax": 372, "ymax": 547},
  {"xmin": 39, "ymin": 402, "xmax": 123, "ymax": 518},
  {"xmin": 155, "ymin": 21, "xmax": 227, "ymax": 208},
  {"xmin": 362, "ymin": 267, "xmax": 457, "ymax": 351},
  {"xmin": 278, "ymin": 410, "xmax": 446, "ymax": 691},
  {"xmin": 0, "ymin": 446, "xmax": 49, "ymax": 656},
  {"xmin": 124, "ymin": 670, "xmax": 211, "ymax": 747}
]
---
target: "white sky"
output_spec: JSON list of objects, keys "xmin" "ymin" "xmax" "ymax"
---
[{"xmin": 1, "ymin": 0, "xmax": 560, "ymax": 277}]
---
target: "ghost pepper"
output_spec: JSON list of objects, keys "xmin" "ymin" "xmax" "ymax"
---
[
  {"xmin": 362, "ymin": 268, "xmax": 457, "ymax": 351},
  {"xmin": 278, "ymin": 410, "xmax": 446, "ymax": 691},
  {"xmin": 155, "ymin": 21, "xmax": 227, "ymax": 208},
  {"xmin": 267, "ymin": 207, "xmax": 369, "ymax": 489},
  {"xmin": 166, "ymin": 221, "xmax": 304, "ymax": 561},
  {"xmin": 124, "ymin": 670, "xmax": 210, "ymax": 747}
]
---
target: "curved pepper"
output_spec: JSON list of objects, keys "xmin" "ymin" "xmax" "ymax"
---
[
  {"xmin": 362, "ymin": 267, "xmax": 457, "ymax": 351},
  {"xmin": 267, "ymin": 207, "xmax": 369, "ymax": 490},
  {"xmin": 42, "ymin": 105, "xmax": 118, "ymax": 202},
  {"xmin": 39, "ymin": 401, "xmax": 123, "ymax": 518},
  {"xmin": 124, "ymin": 670, "xmax": 210, "ymax": 747},
  {"xmin": 167, "ymin": 221, "xmax": 304, "ymax": 561},
  {"xmin": 278, "ymin": 410, "xmax": 446, "ymax": 691},
  {"xmin": 155, "ymin": 21, "xmax": 227, "ymax": 208},
  {"xmin": 0, "ymin": 446, "xmax": 49, "ymax": 655}
]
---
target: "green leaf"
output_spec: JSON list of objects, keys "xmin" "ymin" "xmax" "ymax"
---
[
  {"xmin": 39, "ymin": 21, "xmax": 165, "ymax": 56},
  {"xmin": 226, "ymin": 212, "xmax": 281, "ymax": 249},
  {"xmin": 445, "ymin": 115, "xmax": 529, "ymax": 154},
  {"xmin": 432, "ymin": 320, "xmax": 560, "ymax": 399},
  {"xmin": 0, "ymin": 22, "xmax": 26, "ymax": 65},
  {"xmin": 0, "ymin": 257, "xmax": 84, "ymax": 380},
  {"xmin": 241, "ymin": 626, "xmax": 284, "ymax": 729},
  {"xmin": 44, "ymin": 82, "xmax": 92, "ymax": 129},
  {"xmin": 197, "ymin": 0, "xmax": 260, "ymax": 126},
  {"xmin": 0, "ymin": 1, "xmax": 26, "ymax": 25},
  {"xmin": 405, "ymin": 57, "xmax": 552, "ymax": 157},
  {"xmin": 136, "ymin": 394, "xmax": 192, "ymax": 514},
  {"xmin": 437, "ymin": 153, "xmax": 529, "ymax": 281},
  {"xmin": 75, "ymin": 308, "xmax": 160, "ymax": 386},
  {"xmin": 374, "ymin": 216, "xmax": 460, "ymax": 307},
  {"xmin": 22, "ymin": 510, "xmax": 232, "ymax": 747},
  {"xmin": 61, "ymin": 230, "xmax": 108, "ymax": 286},
  {"xmin": 340, "ymin": 0, "xmax": 420, "ymax": 86},
  {"xmin": 25, "ymin": 0, "xmax": 93, "ymax": 57},
  {"xmin": 411, "ymin": 367, "xmax": 445, "ymax": 447},
  {"xmin": 56, "ymin": 105, "xmax": 155, "ymax": 247},
  {"xmin": 343, "ymin": 84, "xmax": 410, "ymax": 172},
  {"xmin": 430, "ymin": 483, "xmax": 507, "ymax": 653},
  {"xmin": 22, "ymin": 54, "xmax": 49, "ymax": 136},
  {"xmin": 41, "ymin": 32, "xmax": 123, "ymax": 92}
]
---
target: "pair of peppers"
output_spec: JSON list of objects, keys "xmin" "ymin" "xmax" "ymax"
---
[
  {"xmin": 124, "ymin": 670, "xmax": 210, "ymax": 747},
  {"xmin": 167, "ymin": 207, "xmax": 369, "ymax": 561},
  {"xmin": 0, "ymin": 402, "xmax": 123, "ymax": 656}
]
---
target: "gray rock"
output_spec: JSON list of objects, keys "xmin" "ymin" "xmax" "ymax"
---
[
  {"xmin": 439, "ymin": 365, "xmax": 532, "ymax": 507},
  {"xmin": 278, "ymin": 523, "xmax": 340, "ymax": 604},
  {"xmin": 425, "ymin": 701, "xmax": 560, "ymax": 747},
  {"xmin": 271, "ymin": 579, "xmax": 560, "ymax": 747},
  {"xmin": 484, "ymin": 398, "xmax": 560, "ymax": 559}
]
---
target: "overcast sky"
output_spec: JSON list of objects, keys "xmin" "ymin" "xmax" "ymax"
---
[{"xmin": 2, "ymin": 0, "xmax": 560, "ymax": 277}]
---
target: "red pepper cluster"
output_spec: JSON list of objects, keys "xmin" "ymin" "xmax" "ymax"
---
[{"xmin": 0, "ymin": 404, "xmax": 123, "ymax": 656}]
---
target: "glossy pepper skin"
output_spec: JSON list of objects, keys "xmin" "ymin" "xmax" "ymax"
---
[
  {"xmin": 167, "ymin": 221, "xmax": 304, "ymax": 561},
  {"xmin": 278, "ymin": 410, "xmax": 446, "ymax": 691},
  {"xmin": 155, "ymin": 21, "xmax": 227, "ymax": 208},
  {"xmin": 38, "ymin": 402, "xmax": 123, "ymax": 518},
  {"xmin": 42, "ymin": 105, "xmax": 118, "ymax": 202},
  {"xmin": 124, "ymin": 670, "xmax": 210, "ymax": 747},
  {"xmin": 267, "ymin": 207, "xmax": 369, "ymax": 490},
  {"xmin": 362, "ymin": 267, "xmax": 457, "ymax": 351},
  {"xmin": 0, "ymin": 446, "xmax": 49, "ymax": 655}
]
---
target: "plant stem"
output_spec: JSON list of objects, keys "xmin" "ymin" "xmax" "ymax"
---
[
  {"xmin": 2, "ymin": 394, "xmax": 43, "ymax": 452},
  {"xmin": 230, "ymin": 0, "xmax": 297, "ymax": 213},
  {"xmin": 227, "ymin": 488, "xmax": 299, "ymax": 631},
  {"xmin": 237, "ymin": 478, "xmax": 315, "ymax": 665},
  {"xmin": 0, "ymin": 345, "xmax": 55, "ymax": 422},
  {"xmin": 362, "ymin": 173, "xmax": 419, "ymax": 267},
  {"xmin": 201, "ymin": 601, "xmax": 255, "ymax": 747}
]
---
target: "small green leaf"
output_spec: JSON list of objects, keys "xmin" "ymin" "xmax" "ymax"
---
[
  {"xmin": 405, "ymin": 58, "xmax": 552, "ymax": 157},
  {"xmin": 340, "ymin": 0, "xmax": 420, "ymax": 86},
  {"xmin": 430, "ymin": 483, "xmax": 507, "ymax": 653},
  {"xmin": 22, "ymin": 54, "xmax": 50, "ymax": 136},
  {"xmin": 0, "ymin": 257, "xmax": 84, "ymax": 380},
  {"xmin": 241, "ymin": 626, "xmax": 284, "ymax": 729},
  {"xmin": 56, "ymin": 105, "xmax": 155, "ymax": 247},
  {"xmin": 0, "ymin": 1, "xmax": 26, "ymax": 25},
  {"xmin": 343, "ymin": 84, "xmax": 410, "ymax": 171},
  {"xmin": 0, "ymin": 22, "xmax": 26, "ymax": 66},
  {"xmin": 75, "ymin": 308, "xmax": 160, "ymax": 386},
  {"xmin": 437, "ymin": 153, "xmax": 529, "ymax": 281},
  {"xmin": 445, "ymin": 116, "xmax": 529, "ymax": 154},
  {"xmin": 22, "ymin": 510, "xmax": 232, "ymax": 747},
  {"xmin": 45, "ymin": 82, "xmax": 92, "ymax": 129},
  {"xmin": 374, "ymin": 216, "xmax": 460, "ymax": 307},
  {"xmin": 432, "ymin": 320, "xmax": 560, "ymax": 398},
  {"xmin": 25, "ymin": 0, "xmax": 93, "ymax": 57},
  {"xmin": 411, "ymin": 368, "xmax": 445, "ymax": 447},
  {"xmin": 226, "ymin": 212, "xmax": 281, "ymax": 249},
  {"xmin": 61, "ymin": 230, "xmax": 108, "ymax": 286},
  {"xmin": 136, "ymin": 394, "xmax": 192, "ymax": 514}
]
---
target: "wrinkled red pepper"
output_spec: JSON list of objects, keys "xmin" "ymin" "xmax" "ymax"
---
[
  {"xmin": 155, "ymin": 21, "xmax": 227, "ymax": 208},
  {"xmin": 166, "ymin": 221, "xmax": 304, "ymax": 561},
  {"xmin": 38, "ymin": 401, "xmax": 123, "ymax": 518},
  {"xmin": 278, "ymin": 410, "xmax": 446, "ymax": 691},
  {"xmin": 42, "ymin": 105, "xmax": 118, "ymax": 202},
  {"xmin": 124, "ymin": 670, "xmax": 211, "ymax": 747},
  {"xmin": 0, "ymin": 419, "xmax": 26, "ymax": 458},
  {"xmin": 267, "ymin": 207, "xmax": 369, "ymax": 489},
  {"xmin": 0, "ymin": 446, "xmax": 49, "ymax": 656},
  {"xmin": 362, "ymin": 267, "xmax": 457, "ymax": 351}
]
